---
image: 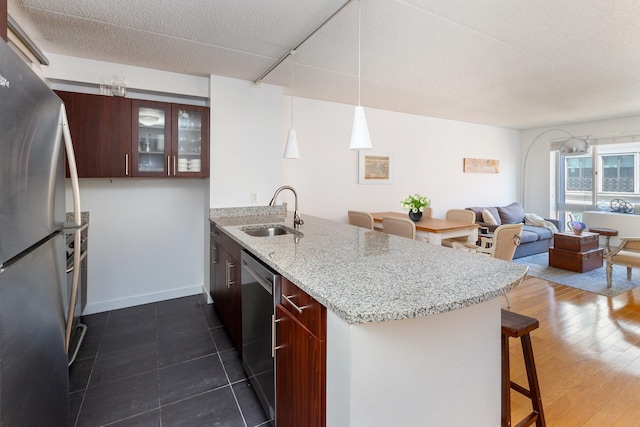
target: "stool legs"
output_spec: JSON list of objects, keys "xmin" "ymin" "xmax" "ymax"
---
[
  {"xmin": 521, "ymin": 334, "xmax": 546, "ymax": 427},
  {"xmin": 501, "ymin": 334, "xmax": 511, "ymax": 426},
  {"xmin": 501, "ymin": 333, "xmax": 546, "ymax": 427}
]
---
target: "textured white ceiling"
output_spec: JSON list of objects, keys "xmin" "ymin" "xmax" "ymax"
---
[{"xmin": 8, "ymin": 0, "xmax": 640, "ymax": 129}]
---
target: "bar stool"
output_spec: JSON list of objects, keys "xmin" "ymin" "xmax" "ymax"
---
[
  {"xmin": 588, "ymin": 227, "xmax": 618, "ymax": 253},
  {"xmin": 501, "ymin": 309, "xmax": 546, "ymax": 427}
]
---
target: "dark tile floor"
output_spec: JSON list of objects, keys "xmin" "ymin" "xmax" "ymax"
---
[{"xmin": 69, "ymin": 295, "xmax": 270, "ymax": 427}]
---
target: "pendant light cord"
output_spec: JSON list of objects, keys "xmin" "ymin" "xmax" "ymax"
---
[
  {"xmin": 357, "ymin": 0, "xmax": 361, "ymax": 106},
  {"xmin": 290, "ymin": 50, "xmax": 295, "ymax": 127}
]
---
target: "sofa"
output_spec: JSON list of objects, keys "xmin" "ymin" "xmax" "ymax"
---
[{"xmin": 465, "ymin": 202, "xmax": 559, "ymax": 259}]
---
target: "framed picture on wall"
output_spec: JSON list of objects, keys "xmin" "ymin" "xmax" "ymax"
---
[{"xmin": 359, "ymin": 151, "xmax": 394, "ymax": 184}]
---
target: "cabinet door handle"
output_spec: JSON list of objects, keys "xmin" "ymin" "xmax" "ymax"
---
[
  {"xmin": 173, "ymin": 156, "xmax": 176, "ymax": 176},
  {"xmin": 167, "ymin": 156, "xmax": 170, "ymax": 176},
  {"xmin": 282, "ymin": 294, "xmax": 306, "ymax": 314},
  {"xmin": 226, "ymin": 260, "xmax": 235, "ymax": 287},
  {"xmin": 125, "ymin": 153, "xmax": 129, "ymax": 176},
  {"xmin": 211, "ymin": 245, "xmax": 217, "ymax": 264}
]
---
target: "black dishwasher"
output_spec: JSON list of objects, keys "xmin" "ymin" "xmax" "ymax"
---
[{"xmin": 241, "ymin": 250, "xmax": 280, "ymax": 425}]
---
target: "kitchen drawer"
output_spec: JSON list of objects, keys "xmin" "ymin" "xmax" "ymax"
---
[
  {"xmin": 280, "ymin": 277, "xmax": 326, "ymax": 340},
  {"xmin": 554, "ymin": 232, "xmax": 599, "ymax": 252},
  {"xmin": 549, "ymin": 247, "xmax": 603, "ymax": 273},
  {"xmin": 211, "ymin": 222, "xmax": 241, "ymax": 259}
]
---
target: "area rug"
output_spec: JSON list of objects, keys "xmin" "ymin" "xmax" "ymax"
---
[{"xmin": 512, "ymin": 252, "xmax": 640, "ymax": 297}]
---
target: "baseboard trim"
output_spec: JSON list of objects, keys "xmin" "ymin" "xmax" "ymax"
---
[
  {"xmin": 201, "ymin": 284, "xmax": 213, "ymax": 304},
  {"xmin": 83, "ymin": 285, "xmax": 203, "ymax": 315}
]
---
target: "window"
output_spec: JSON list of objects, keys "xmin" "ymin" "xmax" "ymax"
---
[
  {"xmin": 601, "ymin": 154, "xmax": 634, "ymax": 193},
  {"xmin": 566, "ymin": 157, "xmax": 592, "ymax": 191},
  {"xmin": 556, "ymin": 140, "xmax": 640, "ymax": 224}
]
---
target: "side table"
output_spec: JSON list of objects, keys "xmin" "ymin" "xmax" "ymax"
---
[
  {"xmin": 549, "ymin": 231, "xmax": 604, "ymax": 273},
  {"xmin": 588, "ymin": 227, "xmax": 619, "ymax": 253}
]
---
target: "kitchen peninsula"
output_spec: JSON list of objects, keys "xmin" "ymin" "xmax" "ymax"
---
[{"xmin": 210, "ymin": 207, "xmax": 528, "ymax": 426}]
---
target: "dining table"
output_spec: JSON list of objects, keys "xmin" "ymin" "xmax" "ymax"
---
[{"xmin": 371, "ymin": 211, "xmax": 479, "ymax": 245}]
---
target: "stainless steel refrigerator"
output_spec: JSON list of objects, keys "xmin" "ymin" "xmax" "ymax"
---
[{"xmin": 0, "ymin": 40, "xmax": 69, "ymax": 426}]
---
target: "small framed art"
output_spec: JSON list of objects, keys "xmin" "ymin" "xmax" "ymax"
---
[{"xmin": 359, "ymin": 151, "xmax": 394, "ymax": 184}]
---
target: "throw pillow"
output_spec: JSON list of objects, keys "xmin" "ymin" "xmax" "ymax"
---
[
  {"xmin": 498, "ymin": 202, "xmax": 525, "ymax": 224},
  {"xmin": 482, "ymin": 208, "xmax": 499, "ymax": 225}
]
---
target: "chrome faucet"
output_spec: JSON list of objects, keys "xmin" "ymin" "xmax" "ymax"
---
[{"xmin": 269, "ymin": 185, "xmax": 303, "ymax": 229}]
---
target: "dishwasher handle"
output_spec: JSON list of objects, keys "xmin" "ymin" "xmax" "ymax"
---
[{"xmin": 241, "ymin": 259, "xmax": 273, "ymax": 294}]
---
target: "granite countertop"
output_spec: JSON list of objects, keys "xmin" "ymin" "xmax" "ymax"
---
[{"xmin": 211, "ymin": 208, "xmax": 528, "ymax": 325}]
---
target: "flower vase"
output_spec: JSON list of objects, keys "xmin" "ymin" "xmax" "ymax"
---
[
  {"xmin": 573, "ymin": 229, "xmax": 583, "ymax": 235},
  {"xmin": 409, "ymin": 211, "xmax": 422, "ymax": 222}
]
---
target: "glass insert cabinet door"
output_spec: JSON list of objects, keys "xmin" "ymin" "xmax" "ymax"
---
[
  {"xmin": 172, "ymin": 104, "xmax": 209, "ymax": 177},
  {"xmin": 131, "ymin": 100, "xmax": 209, "ymax": 177},
  {"xmin": 132, "ymin": 100, "xmax": 171, "ymax": 177}
]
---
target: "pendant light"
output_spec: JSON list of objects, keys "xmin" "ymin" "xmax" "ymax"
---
[
  {"xmin": 349, "ymin": 0, "xmax": 372, "ymax": 150},
  {"xmin": 284, "ymin": 50, "xmax": 300, "ymax": 158}
]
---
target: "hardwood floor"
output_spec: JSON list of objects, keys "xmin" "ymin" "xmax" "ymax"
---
[{"xmin": 504, "ymin": 275, "xmax": 640, "ymax": 426}]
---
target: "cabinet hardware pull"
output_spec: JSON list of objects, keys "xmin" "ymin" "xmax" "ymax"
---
[
  {"xmin": 125, "ymin": 153, "xmax": 129, "ymax": 176},
  {"xmin": 226, "ymin": 260, "xmax": 235, "ymax": 287},
  {"xmin": 211, "ymin": 245, "xmax": 217, "ymax": 264},
  {"xmin": 282, "ymin": 294, "xmax": 306, "ymax": 314},
  {"xmin": 173, "ymin": 156, "xmax": 176, "ymax": 176},
  {"xmin": 167, "ymin": 156, "xmax": 170, "ymax": 176}
]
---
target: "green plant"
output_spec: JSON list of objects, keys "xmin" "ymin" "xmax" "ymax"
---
[{"xmin": 401, "ymin": 193, "xmax": 430, "ymax": 213}]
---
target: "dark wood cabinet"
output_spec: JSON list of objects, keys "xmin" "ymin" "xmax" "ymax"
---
[
  {"xmin": 57, "ymin": 91, "xmax": 132, "ymax": 178},
  {"xmin": 210, "ymin": 223, "xmax": 242, "ymax": 350},
  {"xmin": 276, "ymin": 279, "xmax": 326, "ymax": 427},
  {"xmin": 58, "ymin": 90, "xmax": 209, "ymax": 178}
]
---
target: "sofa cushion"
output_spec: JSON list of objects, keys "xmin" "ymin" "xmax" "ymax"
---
[
  {"xmin": 519, "ymin": 229, "xmax": 539, "ymax": 244},
  {"xmin": 482, "ymin": 208, "xmax": 499, "ymax": 225},
  {"xmin": 522, "ymin": 224, "xmax": 553, "ymax": 241},
  {"xmin": 498, "ymin": 202, "xmax": 525, "ymax": 224},
  {"xmin": 466, "ymin": 206, "xmax": 501, "ymax": 225}
]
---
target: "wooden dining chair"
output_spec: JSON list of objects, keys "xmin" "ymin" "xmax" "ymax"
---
[
  {"xmin": 348, "ymin": 210, "xmax": 374, "ymax": 230},
  {"xmin": 382, "ymin": 216, "xmax": 416, "ymax": 240},
  {"xmin": 442, "ymin": 209, "xmax": 476, "ymax": 247}
]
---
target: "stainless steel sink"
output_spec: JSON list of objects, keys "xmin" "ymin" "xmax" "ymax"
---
[{"xmin": 241, "ymin": 224, "xmax": 297, "ymax": 237}]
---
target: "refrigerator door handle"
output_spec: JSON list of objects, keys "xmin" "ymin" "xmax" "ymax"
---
[{"xmin": 60, "ymin": 105, "xmax": 83, "ymax": 353}]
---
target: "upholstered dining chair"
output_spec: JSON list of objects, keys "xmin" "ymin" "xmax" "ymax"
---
[
  {"xmin": 453, "ymin": 223, "xmax": 524, "ymax": 307},
  {"xmin": 348, "ymin": 210, "xmax": 374, "ymax": 230},
  {"xmin": 441, "ymin": 209, "xmax": 476, "ymax": 248},
  {"xmin": 606, "ymin": 238, "xmax": 640, "ymax": 288},
  {"xmin": 476, "ymin": 223, "xmax": 524, "ymax": 261},
  {"xmin": 421, "ymin": 207, "xmax": 433, "ymax": 219},
  {"xmin": 382, "ymin": 216, "xmax": 416, "ymax": 240}
]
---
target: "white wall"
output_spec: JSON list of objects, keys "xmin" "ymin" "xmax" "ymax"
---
[
  {"xmin": 45, "ymin": 53, "xmax": 209, "ymax": 98},
  {"xmin": 209, "ymin": 75, "xmax": 284, "ymax": 207},
  {"xmin": 283, "ymin": 97, "xmax": 520, "ymax": 222},
  {"xmin": 66, "ymin": 179, "xmax": 207, "ymax": 314},
  {"xmin": 521, "ymin": 115, "xmax": 640, "ymax": 218}
]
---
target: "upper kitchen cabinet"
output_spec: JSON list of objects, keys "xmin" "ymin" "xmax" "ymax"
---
[
  {"xmin": 57, "ymin": 91, "xmax": 132, "ymax": 178},
  {"xmin": 131, "ymin": 100, "xmax": 171, "ymax": 177},
  {"xmin": 132, "ymin": 101, "xmax": 209, "ymax": 178},
  {"xmin": 58, "ymin": 90, "xmax": 210, "ymax": 179},
  {"xmin": 172, "ymin": 104, "xmax": 209, "ymax": 178}
]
